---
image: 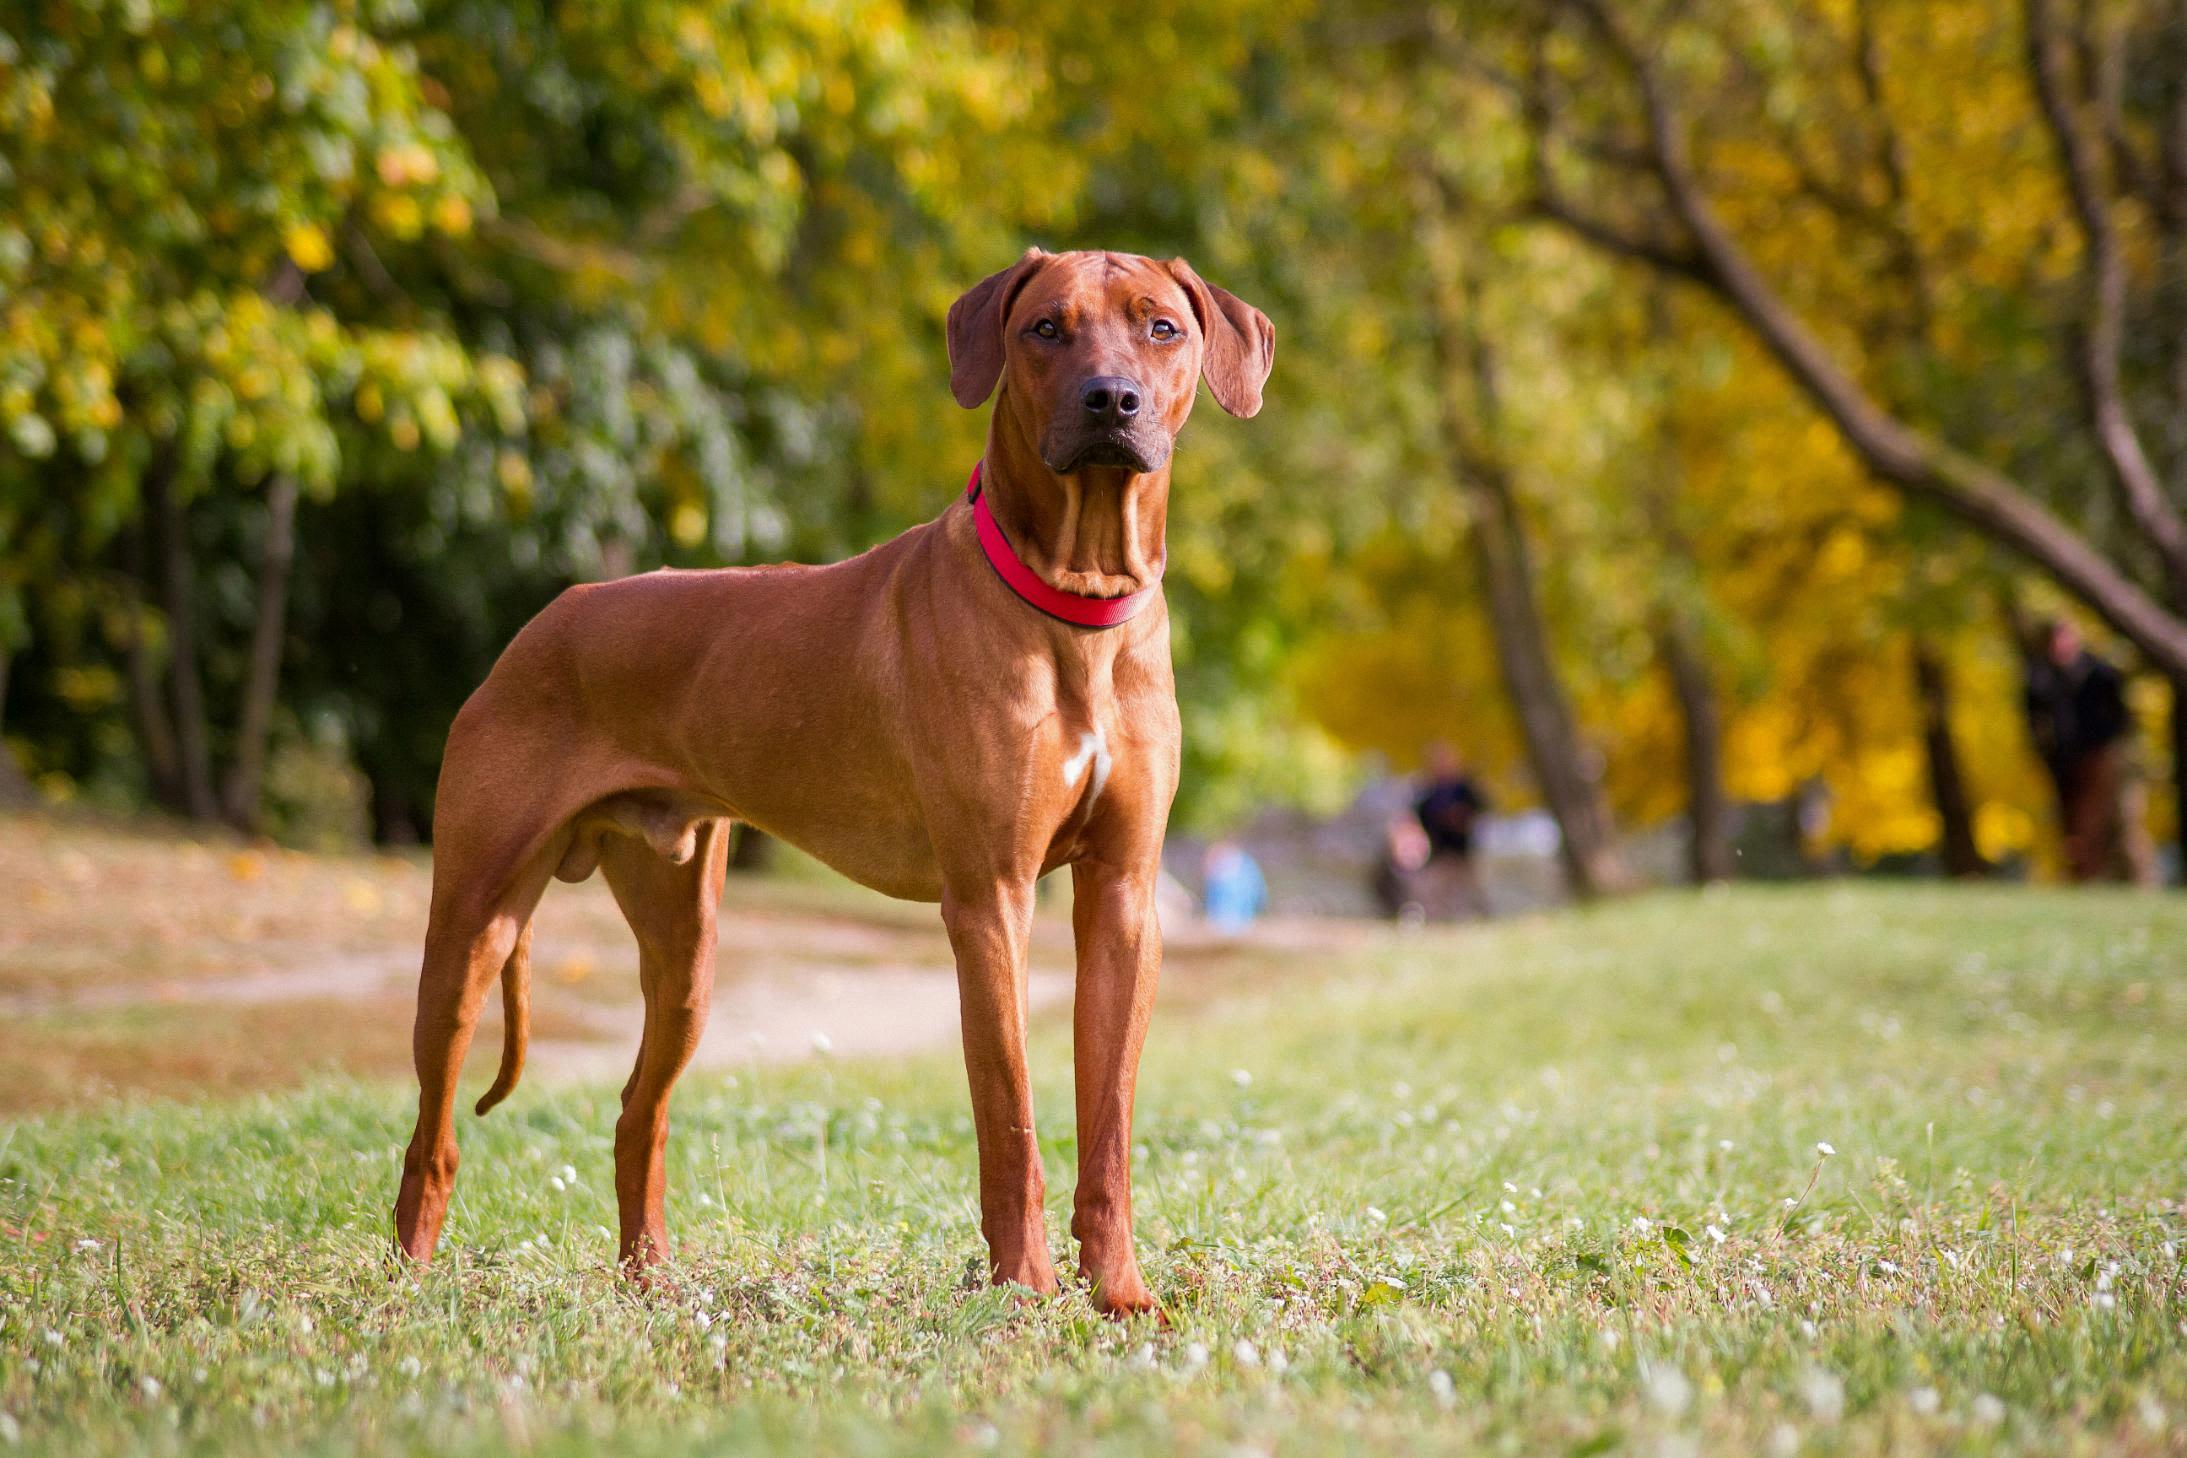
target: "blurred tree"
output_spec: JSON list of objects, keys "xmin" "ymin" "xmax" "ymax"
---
[
  {"xmin": 1423, "ymin": 240, "xmax": 1633, "ymax": 896},
  {"xmin": 0, "ymin": 0, "xmax": 2161, "ymax": 884},
  {"xmin": 1493, "ymin": 0, "xmax": 2187, "ymax": 868},
  {"xmin": 0, "ymin": 0, "xmax": 1037, "ymax": 834}
]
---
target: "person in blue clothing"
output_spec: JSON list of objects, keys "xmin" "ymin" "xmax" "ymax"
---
[{"xmin": 1201, "ymin": 839, "xmax": 1268, "ymax": 933}]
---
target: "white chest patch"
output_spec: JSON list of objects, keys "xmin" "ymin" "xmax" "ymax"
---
[{"xmin": 1062, "ymin": 728, "xmax": 1114, "ymax": 805}]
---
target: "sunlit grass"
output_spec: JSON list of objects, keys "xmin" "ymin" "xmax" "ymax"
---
[{"xmin": 2, "ymin": 884, "xmax": 2182, "ymax": 1455}]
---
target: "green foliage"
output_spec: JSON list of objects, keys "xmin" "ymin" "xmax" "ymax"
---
[{"xmin": 1, "ymin": 0, "xmax": 2161, "ymax": 852}]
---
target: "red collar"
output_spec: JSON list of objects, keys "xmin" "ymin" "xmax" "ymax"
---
[{"xmin": 966, "ymin": 462, "xmax": 1161, "ymax": 629}]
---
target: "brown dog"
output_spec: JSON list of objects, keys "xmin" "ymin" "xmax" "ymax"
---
[{"xmin": 392, "ymin": 248, "xmax": 1272, "ymax": 1315}]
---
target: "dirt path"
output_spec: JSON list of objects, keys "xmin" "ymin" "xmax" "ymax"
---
[{"xmin": 0, "ymin": 813, "xmax": 1365, "ymax": 1111}]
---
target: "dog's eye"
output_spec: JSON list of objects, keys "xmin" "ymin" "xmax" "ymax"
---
[
  {"xmin": 1151, "ymin": 319, "xmax": 1180, "ymax": 341},
  {"xmin": 1033, "ymin": 319, "xmax": 1060, "ymax": 340}
]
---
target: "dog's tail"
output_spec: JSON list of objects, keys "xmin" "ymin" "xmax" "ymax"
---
[{"xmin": 473, "ymin": 920, "xmax": 533, "ymax": 1116}]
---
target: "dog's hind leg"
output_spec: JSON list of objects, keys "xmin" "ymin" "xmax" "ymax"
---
[
  {"xmin": 393, "ymin": 837, "xmax": 557, "ymax": 1265},
  {"xmin": 600, "ymin": 818, "xmax": 730, "ymax": 1270}
]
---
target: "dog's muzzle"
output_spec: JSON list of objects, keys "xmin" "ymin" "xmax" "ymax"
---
[{"xmin": 1044, "ymin": 428, "xmax": 1171, "ymax": 475}]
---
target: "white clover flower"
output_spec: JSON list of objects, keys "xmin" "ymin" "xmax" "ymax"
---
[
  {"xmin": 1816, "ymin": 1142, "xmax": 1836, "ymax": 1157},
  {"xmin": 73, "ymin": 1239, "xmax": 101, "ymax": 1253},
  {"xmin": 398, "ymin": 1356, "xmax": 422, "ymax": 1380},
  {"xmin": 1970, "ymin": 1393, "xmax": 2006, "ymax": 1427},
  {"xmin": 1800, "ymin": 1367, "xmax": 1845, "ymax": 1423},
  {"xmin": 1631, "ymin": 1216, "xmax": 1654, "ymax": 1233},
  {"xmin": 1232, "ymin": 1340, "xmax": 1260, "ymax": 1368},
  {"xmin": 1365, "ymin": 1206, "xmax": 1388, "ymax": 1225},
  {"xmin": 41, "ymin": 1330, "xmax": 62, "ymax": 1348},
  {"xmin": 1182, "ymin": 1342, "xmax": 1210, "ymax": 1370},
  {"xmin": 1428, "ymin": 1369, "xmax": 1456, "ymax": 1407},
  {"xmin": 137, "ymin": 1377, "xmax": 162, "ymax": 1400},
  {"xmin": 1267, "ymin": 1349, "xmax": 1289, "ymax": 1375},
  {"xmin": 1907, "ymin": 1386, "xmax": 1940, "ymax": 1415},
  {"xmin": 0, "ymin": 1411, "xmax": 19, "ymax": 1444},
  {"xmin": 1231, "ymin": 1069, "xmax": 1253, "ymax": 1088},
  {"xmin": 560, "ymin": 1164, "xmax": 577, "ymax": 1183},
  {"xmin": 548, "ymin": 1176, "xmax": 566, "ymax": 1193},
  {"xmin": 1640, "ymin": 1362, "xmax": 1692, "ymax": 1417}
]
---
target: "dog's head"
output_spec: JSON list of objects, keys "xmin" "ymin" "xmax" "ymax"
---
[{"xmin": 946, "ymin": 249, "xmax": 1274, "ymax": 474}]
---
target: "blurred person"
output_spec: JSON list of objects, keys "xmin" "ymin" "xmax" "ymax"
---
[
  {"xmin": 1201, "ymin": 840, "xmax": 1268, "ymax": 934},
  {"xmin": 1414, "ymin": 742, "xmax": 1491, "ymax": 919},
  {"xmin": 2023, "ymin": 619, "xmax": 2153, "ymax": 883},
  {"xmin": 1371, "ymin": 814, "xmax": 1432, "ymax": 923}
]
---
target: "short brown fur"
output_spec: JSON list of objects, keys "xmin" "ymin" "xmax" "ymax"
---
[{"xmin": 393, "ymin": 249, "xmax": 1273, "ymax": 1317}]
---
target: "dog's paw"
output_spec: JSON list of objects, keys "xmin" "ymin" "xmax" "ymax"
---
[{"xmin": 1083, "ymin": 1266, "xmax": 1164, "ymax": 1323}]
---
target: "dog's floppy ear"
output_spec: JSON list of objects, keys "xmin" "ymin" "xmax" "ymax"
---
[
  {"xmin": 947, "ymin": 248, "xmax": 1048, "ymax": 408},
  {"xmin": 1166, "ymin": 258, "xmax": 1275, "ymax": 418}
]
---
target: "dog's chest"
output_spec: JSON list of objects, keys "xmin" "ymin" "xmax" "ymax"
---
[{"xmin": 1058, "ymin": 724, "xmax": 1116, "ymax": 807}]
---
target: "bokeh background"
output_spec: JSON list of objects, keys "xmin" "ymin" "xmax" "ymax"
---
[{"xmin": 6, "ymin": 0, "xmax": 2186, "ymax": 897}]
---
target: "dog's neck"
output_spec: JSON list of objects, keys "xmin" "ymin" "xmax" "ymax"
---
[{"xmin": 980, "ymin": 401, "xmax": 1170, "ymax": 601}]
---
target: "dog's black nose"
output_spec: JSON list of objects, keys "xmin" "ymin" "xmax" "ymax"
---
[{"xmin": 1080, "ymin": 376, "xmax": 1142, "ymax": 420}]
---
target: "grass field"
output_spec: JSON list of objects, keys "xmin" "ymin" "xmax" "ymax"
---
[{"xmin": 2, "ymin": 872, "xmax": 2184, "ymax": 1456}]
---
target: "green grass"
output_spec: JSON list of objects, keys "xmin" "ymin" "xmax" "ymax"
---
[{"xmin": 3, "ymin": 885, "xmax": 2183, "ymax": 1456}]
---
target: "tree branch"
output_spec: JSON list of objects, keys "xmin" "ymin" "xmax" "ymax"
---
[
  {"xmin": 2026, "ymin": 0, "xmax": 2187, "ymax": 584},
  {"xmin": 1535, "ymin": 0, "xmax": 2187, "ymax": 676},
  {"xmin": 1853, "ymin": 0, "xmax": 1935, "ymax": 338},
  {"xmin": 1524, "ymin": 188, "xmax": 1709, "ymax": 281},
  {"xmin": 1518, "ymin": 29, "xmax": 1707, "ymax": 282}
]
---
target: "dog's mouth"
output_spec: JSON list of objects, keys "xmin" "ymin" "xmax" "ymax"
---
[{"xmin": 1044, "ymin": 430, "xmax": 1169, "ymax": 475}]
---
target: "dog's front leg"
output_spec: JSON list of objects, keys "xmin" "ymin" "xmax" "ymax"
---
[
  {"xmin": 941, "ymin": 878, "xmax": 1060, "ymax": 1296},
  {"xmin": 1067, "ymin": 858, "xmax": 1162, "ymax": 1318}
]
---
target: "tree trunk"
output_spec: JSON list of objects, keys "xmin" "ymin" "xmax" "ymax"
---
[
  {"xmin": 0, "ymin": 645, "xmax": 33, "ymax": 807},
  {"xmin": 1912, "ymin": 638, "xmax": 1989, "ymax": 878},
  {"xmin": 119, "ymin": 520, "xmax": 184, "ymax": 809},
  {"xmin": 729, "ymin": 823, "xmax": 776, "ymax": 873},
  {"xmin": 369, "ymin": 773, "xmax": 423, "ymax": 847},
  {"xmin": 2170, "ymin": 674, "xmax": 2187, "ymax": 886},
  {"xmin": 1658, "ymin": 611, "xmax": 1734, "ymax": 883},
  {"xmin": 1466, "ymin": 462, "xmax": 1632, "ymax": 898},
  {"xmin": 222, "ymin": 475, "xmax": 299, "ymax": 831},
  {"xmin": 146, "ymin": 466, "xmax": 218, "ymax": 820},
  {"xmin": 1423, "ymin": 239, "xmax": 1631, "ymax": 899}
]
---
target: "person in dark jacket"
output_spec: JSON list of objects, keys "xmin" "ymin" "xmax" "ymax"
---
[
  {"xmin": 1414, "ymin": 742, "xmax": 1491, "ymax": 918},
  {"xmin": 2024, "ymin": 619, "xmax": 2151, "ymax": 882}
]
